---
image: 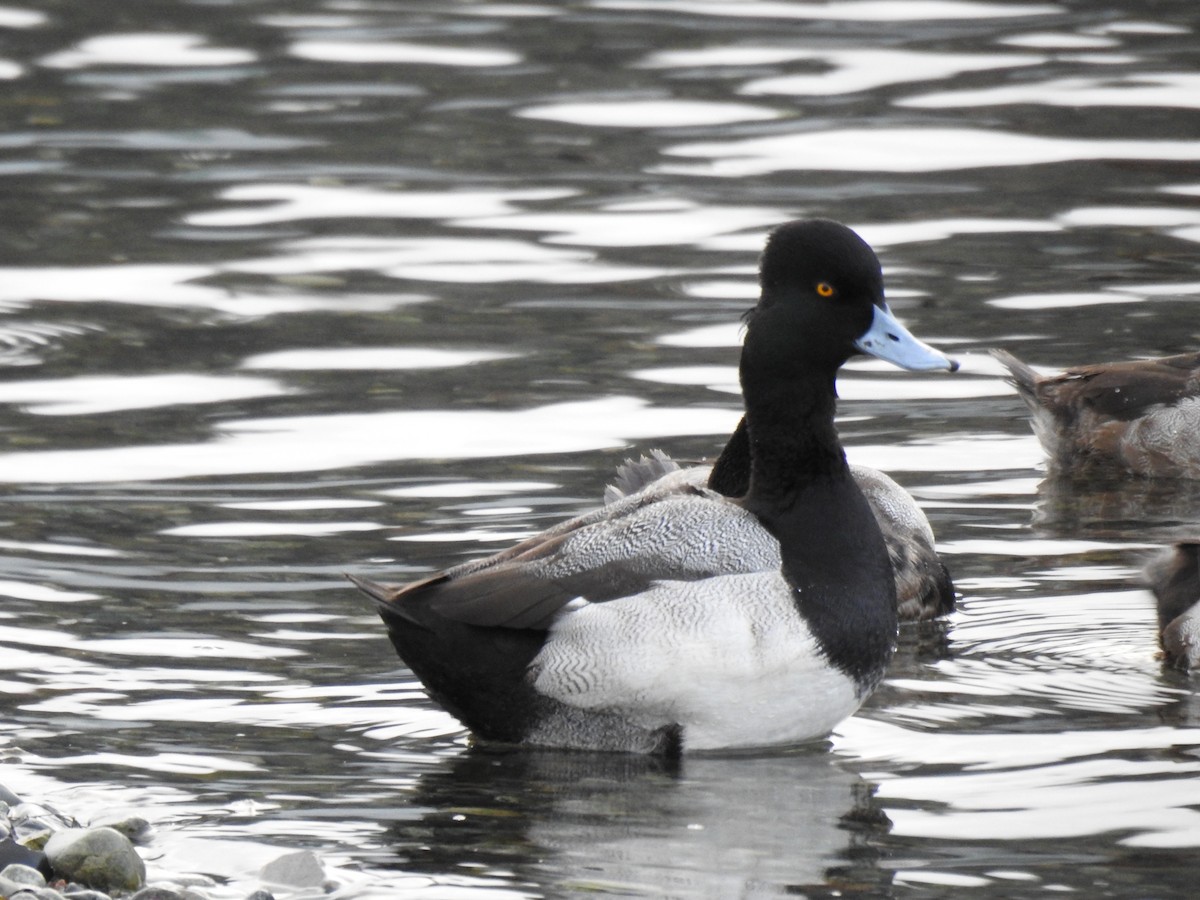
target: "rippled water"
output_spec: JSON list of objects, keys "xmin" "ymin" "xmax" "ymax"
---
[{"xmin": 2, "ymin": 0, "xmax": 1200, "ymax": 896}]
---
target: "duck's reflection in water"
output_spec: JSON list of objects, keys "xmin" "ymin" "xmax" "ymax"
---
[
  {"xmin": 1033, "ymin": 475, "xmax": 1200, "ymax": 545},
  {"xmin": 388, "ymin": 745, "xmax": 892, "ymax": 896}
]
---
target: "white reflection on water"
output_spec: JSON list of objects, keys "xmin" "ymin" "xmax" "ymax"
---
[
  {"xmin": 517, "ymin": 99, "xmax": 782, "ymax": 127},
  {"xmin": 231, "ymin": 235, "xmax": 669, "ymax": 283},
  {"xmin": 289, "ymin": 39, "xmax": 522, "ymax": 67},
  {"xmin": 0, "ymin": 373, "xmax": 288, "ymax": 415},
  {"xmin": 0, "ymin": 6, "xmax": 45, "ymax": 28},
  {"xmin": 987, "ymin": 291, "xmax": 1140, "ymax": 310},
  {"xmin": 161, "ymin": 521, "xmax": 385, "ymax": 538},
  {"xmin": 0, "ymin": 623, "xmax": 302, "ymax": 660},
  {"xmin": 903, "ymin": 72, "xmax": 1200, "ymax": 110},
  {"xmin": 219, "ymin": 499, "xmax": 383, "ymax": 511},
  {"xmin": 459, "ymin": 200, "xmax": 782, "ymax": 248},
  {"xmin": 24, "ymin": 751, "xmax": 260, "ymax": 776},
  {"xmin": 1058, "ymin": 203, "xmax": 1200, "ymax": 231},
  {"xmin": 383, "ymin": 481, "xmax": 556, "ymax": 498},
  {"xmin": 838, "ymin": 719, "xmax": 1200, "ymax": 846},
  {"xmin": 186, "ymin": 184, "xmax": 571, "ymax": 228},
  {"xmin": 0, "ymin": 263, "xmax": 425, "ymax": 316},
  {"xmin": 999, "ymin": 31, "xmax": 1121, "ymax": 49},
  {"xmin": 592, "ymin": 0, "xmax": 1060, "ymax": 21},
  {"xmin": 0, "ymin": 580, "xmax": 100, "ymax": 603},
  {"xmin": 241, "ymin": 347, "xmax": 515, "ymax": 371},
  {"xmin": 741, "ymin": 49, "xmax": 1042, "ymax": 97},
  {"xmin": 662, "ymin": 128, "xmax": 1200, "ymax": 176},
  {"xmin": 849, "ymin": 435, "xmax": 1041, "ymax": 473},
  {"xmin": 40, "ymin": 33, "xmax": 257, "ymax": 69},
  {"xmin": 0, "ymin": 398, "xmax": 740, "ymax": 483}
]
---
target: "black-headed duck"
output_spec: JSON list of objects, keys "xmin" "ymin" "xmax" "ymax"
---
[{"xmin": 351, "ymin": 219, "xmax": 957, "ymax": 754}]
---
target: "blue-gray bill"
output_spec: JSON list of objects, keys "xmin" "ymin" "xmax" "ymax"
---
[{"xmin": 855, "ymin": 303, "xmax": 959, "ymax": 372}]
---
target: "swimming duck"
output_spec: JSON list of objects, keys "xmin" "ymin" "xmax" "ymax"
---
[
  {"xmin": 604, "ymin": 433, "xmax": 956, "ymax": 621},
  {"xmin": 351, "ymin": 219, "xmax": 958, "ymax": 754},
  {"xmin": 1145, "ymin": 541, "xmax": 1200, "ymax": 671},
  {"xmin": 992, "ymin": 349, "xmax": 1200, "ymax": 478}
]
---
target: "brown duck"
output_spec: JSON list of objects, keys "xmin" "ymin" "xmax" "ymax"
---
[{"xmin": 993, "ymin": 349, "xmax": 1200, "ymax": 478}]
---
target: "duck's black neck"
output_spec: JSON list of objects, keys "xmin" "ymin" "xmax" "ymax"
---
[
  {"xmin": 743, "ymin": 372, "xmax": 847, "ymax": 506},
  {"xmin": 737, "ymin": 367, "xmax": 897, "ymax": 692}
]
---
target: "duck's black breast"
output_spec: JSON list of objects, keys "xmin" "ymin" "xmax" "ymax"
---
[{"xmin": 749, "ymin": 477, "xmax": 897, "ymax": 694}]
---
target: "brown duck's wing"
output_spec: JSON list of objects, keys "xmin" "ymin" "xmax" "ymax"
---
[{"xmin": 1042, "ymin": 352, "xmax": 1200, "ymax": 421}]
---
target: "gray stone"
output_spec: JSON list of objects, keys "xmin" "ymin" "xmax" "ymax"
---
[
  {"xmin": 1, "ymin": 863, "xmax": 46, "ymax": 887},
  {"xmin": 129, "ymin": 888, "xmax": 184, "ymax": 900},
  {"xmin": 60, "ymin": 887, "xmax": 112, "ymax": 900},
  {"xmin": 244, "ymin": 891, "xmax": 275, "ymax": 900},
  {"xmin": 258, "ymin": 850, "xmax": 325, "ymax": 888},
  {"xmin": 90, "ymin": 816, "xmax": 152, "ymax": 845},
  {"xmin": 44, "ymin": 827, "xmax": 145, "ymax": 893},
  {"xmin": 8, "ymin": 887, "xmax": 67, "ymax": 900}
]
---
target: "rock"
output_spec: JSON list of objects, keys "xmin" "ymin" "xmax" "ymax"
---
[
  {"xmin": 90, "ymin": 816, "xmax": 152, "ymax": 845},
  {"xmin": 244, "ymin": 891, "xmax": 275, "ymax": 900},
  {"xmin": 1, "ymin": 862, "xmax": 46, "ymax": 887},
  {"xmin": 129, "ymin": 888, "xmax": 185, "ymax": 900},
  {"xmin": 60, "ymin": 886, "xmax": 112, "ymax": 900},
  {"xmin": 258, "ymin": 850, "xmax": 325, "ymax": 888},
  {"xmin": 6, "ymin": 887, "xmax": 67, "ymax": 900},
  {"xmin": 44, "ymin": 827, "xmax": 145, "ymax": 893},
  {"xmin": 0, "ymin": 837, "xmax": 51, "ymax": 878}
]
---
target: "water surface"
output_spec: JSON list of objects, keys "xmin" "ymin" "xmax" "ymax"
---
[{"xmin": 2, "ymin": 0, "xmax": 1200, "ymax": 896}]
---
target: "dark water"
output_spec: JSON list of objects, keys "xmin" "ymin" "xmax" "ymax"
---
[{"xmin": 3, "ymin": 0, "xmax": 1200, "ymax": 896}]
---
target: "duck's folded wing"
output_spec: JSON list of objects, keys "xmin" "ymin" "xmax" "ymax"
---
[
  {"xmin": 361, "ymin": 489, "xmax": 780, "ymax": 632},
  {"xmin": 1053, "ymin": 353, "xmax": 1200, "ymax": 420}
]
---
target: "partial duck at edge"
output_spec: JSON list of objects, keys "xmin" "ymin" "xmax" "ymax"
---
[
  {"xmin": 992, "ymin": 348, "xmax": 1200, "ymax": 479},
  {"xmin": 1145, "ymin": 541, "xmax": 1200, "ymax": 671},
  {"xmin": 351, "ymin": 219, "xmax": 958, "ymax": 754}
]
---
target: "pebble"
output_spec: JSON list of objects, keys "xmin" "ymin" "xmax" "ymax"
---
[
  {"xmin": 258, "ymin": 850, "xmax": 326, "ymax": 889},
  {"xmin": 1, "ymin": 785, "xmax": 331, "ymax": 900},
  {"xmin": 44, "ymin": 828, "xmax": 145, "ymax": 893},
  {"xmin": 1, "ymin": 863, "xmax": 46, "ymax": 887},
  {"xmin": 61, "ymin": 888, "xmax": 112, "ymax": 900}
]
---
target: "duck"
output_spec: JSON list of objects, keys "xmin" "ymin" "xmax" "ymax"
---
[
  {"xmin": 604, "ymin": 429, "xmax": 956, "ymax": 621},
  {"xmin": 1144, "ymin": 541, "xmax": 1200, "ymax": 671},
  {"xmin": 991, "ymin": 348, "xmax": 1200, "ymax": 478},
  {"xmin": 350, "ymin": 219, "xmax": 958, "ymax": 754}
]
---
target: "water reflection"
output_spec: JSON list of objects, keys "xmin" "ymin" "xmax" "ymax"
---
[
  {"xmin": 662, "ymin": 128, "xmax": 1200, "ymax": 176},
  {"xmin": 396, "ymin": 748, "xmax": 887, "ymax": 897}
]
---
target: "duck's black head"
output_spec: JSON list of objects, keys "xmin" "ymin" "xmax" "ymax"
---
[
  {"xmin": 747, "ymin": 220, "xmax": 884, "ymax": 375},
  {"xmin": 744, "ymin": 219, "xmax": 955, "ymax": 380}
]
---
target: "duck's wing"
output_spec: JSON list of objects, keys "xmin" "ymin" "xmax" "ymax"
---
[
  {"xmin": 353, "ymin": 486, "xmax": 779, "ymax": 632},
  {"xmin": 603, "ymin": 449, "xmax": 683, "ymax": 502},
  {"xmin": 850, "ymin": 464, "xmax": 955, "ymax": 620},
  {"xmin": 1054, "ymin": 353, "xmax": 1200, "ymax": 420},
  {"xmin": 993, "ymin": 349, "xmax": 1200, "ymax": 421}
]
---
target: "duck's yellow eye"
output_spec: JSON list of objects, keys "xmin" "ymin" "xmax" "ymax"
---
[{"xmin": 816, "ymin": 282, "xmax": 835, "ymax": 297}]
